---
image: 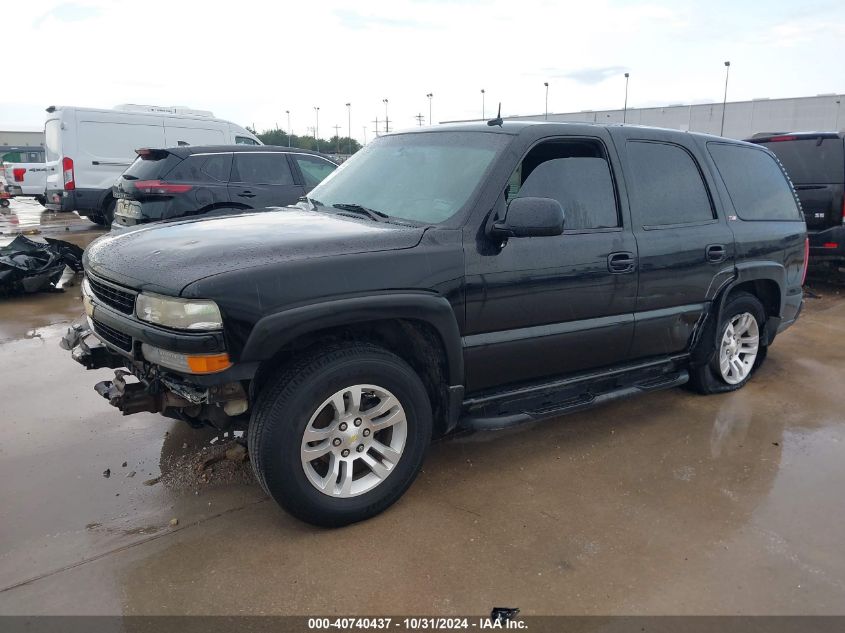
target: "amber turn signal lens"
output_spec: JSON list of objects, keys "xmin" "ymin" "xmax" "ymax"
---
[{"xmin": 186, "ymin": 353, "xmax": 232, "ymax": 374}]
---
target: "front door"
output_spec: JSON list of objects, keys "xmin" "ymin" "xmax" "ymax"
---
[
  {"xmin": 462, "ymin": 134, "xmax": 638, "ymax": 393},
  {"xmin": 228, "ymin": 152, "xmax": 304, "ymax": 209}
]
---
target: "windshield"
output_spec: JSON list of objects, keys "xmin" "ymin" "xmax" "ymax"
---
[{"xmin": 308, "ymin": 131, "xmax": 510, "ymax": 224}]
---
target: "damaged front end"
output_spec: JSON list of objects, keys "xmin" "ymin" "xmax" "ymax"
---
[{"xmin": 61, "ymin": 323, "xmax": 250, "ymax": 429}]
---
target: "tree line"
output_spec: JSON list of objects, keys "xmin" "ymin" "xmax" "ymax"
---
[{"xmin": 249, "ymin": 127, "xmax": 362, "ymax": 155}]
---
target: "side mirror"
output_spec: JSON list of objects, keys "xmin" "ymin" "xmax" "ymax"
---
[{"xmin": 492, "ymin": 197, "xmax": 564, "ymax": 238}]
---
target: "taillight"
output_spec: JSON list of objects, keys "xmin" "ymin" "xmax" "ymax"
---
[
  {"xmin": 801, "ymin": 237, "xmax": 810, "ymax": 286},
  {"xmin": 131, "ymin": 180, "xmax": 193, "ymax": 195},
  {"xmin": 62, "ymin": 157, "xmax": 75, "ymax": 191},
  {"xmin": 12, "ymin": 168, "xmax": 26, "ymax": 182}
]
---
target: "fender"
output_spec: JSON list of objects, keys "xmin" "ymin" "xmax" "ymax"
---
[{"xmin": 239, "ymin": 292, "xmax": 465, "ymax": 386}]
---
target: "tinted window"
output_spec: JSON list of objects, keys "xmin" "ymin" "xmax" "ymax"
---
[
  {"xmin": 708, "ymin": 143, "xmax": 802, "ymax": 221},
  {"xmin": 232, "ymin": 153, "xmax": 293, "ymax": 185},
  {"xmin": 756, "ymin": 138, "xmax": 844, "ymax": 185},
  {"xmin": 167, "ymin": 154, "xmax": 232, "ymax": 183},
  {"xmin": 294, "ymin": 155, "xmax": 337, "ymax": 188},
  {"xmin": 516, "ymin": 157, "xmax": 618, "ymax": 230},
  {"xmin": 235, "ymin": 136, "xmax": 260, "ymax": 146},
  {"xmin": 626, "ymin": 141, "xmax": 714, "ymax": 226},
  {"xmin": 123, "ymin": 154, "xmax": 182, "ymax": 180}
]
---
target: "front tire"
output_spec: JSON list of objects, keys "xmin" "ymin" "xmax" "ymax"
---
[
  {"xmin": 249, "ymin": 344, "xmax": 433, "ymax": 527},
  {"xmin": 690, "ymin": 292, "xmax": 767, "ymax": 394}
]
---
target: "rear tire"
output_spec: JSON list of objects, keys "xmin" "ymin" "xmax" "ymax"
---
[
  {"xmin": 89, "ymin": 213, "xmax": 107, "ymax": 226},
  {"xmin": 0, "ymin": 199, "xmax": 9, "ymax": 208},
  {"xmin": 249, "ymin": 343, "xmax": 433, "ymax": 527},
  {"xmin": 690, "ymin": 292, "xmax": 767, "ymax": 394},
  {"xmin": 101, "ymin": 199, "xmax": 116, "ymax": 226}
]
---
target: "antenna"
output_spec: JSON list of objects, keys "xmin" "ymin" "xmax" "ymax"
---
[{"xmin": 487, "ymin": 103, "xmax": 503, "ymax": 127}]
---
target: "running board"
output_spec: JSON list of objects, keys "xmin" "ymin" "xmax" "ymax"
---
[{"xmin": 459, "ymin": 370, "xmax": 689, "ymax": 431}]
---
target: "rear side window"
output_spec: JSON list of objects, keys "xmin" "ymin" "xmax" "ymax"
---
[
  {"xmin": 708, "ymin": 143, "xmax": 802, "ymax": 221},
  {"xmin": 123, "ymin": 154, "xmax": 181, "ymax": 180},
  {"xmin": 166, "ymin": 154, "xmax": 232, "ymax": 183},
  {"xmin": 45, "ymin": 119, "xmax": 61, "ymax": 162},
  {"xmin": 294, "ymin": 155, "xmax": 337, "ymax": 188},
  {"xmin": 757, "ymin": 138, "xmax": 844, "ymax": 185},
  {"xmin": 625, "ymin": 141, "xmax": 714, "ymax": 227},
  {"xmin": 232, "ymin": 153, "xmax": 293, "ymax": 185}
]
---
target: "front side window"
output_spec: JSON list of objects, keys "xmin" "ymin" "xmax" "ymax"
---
[
  {"xmin": 294, "ymin": 155, "xmax": 337, "ymax": 188},
  {"xmin": 708, "ymin": 143, "xmax": 802, "ymax": 221},
  {"xmin": 506, "ymin": 139, "xmax": 619, "ymax": 230},
  {"xmin": 232, "ymin": 153, "xmax": 293, "ymax": 185},
  {"xmin": 308, "ymin": 131, "xmax": 509, "ymax": 224},
  {"xmin": 626, "ymin": 141, "xmax": 714, "ymax": 227}
]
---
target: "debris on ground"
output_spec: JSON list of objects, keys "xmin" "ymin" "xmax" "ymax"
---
[
  {"xmin": 0, "ymin": 235, "xmax": 84, "ymax": 295},
  {"xmin": 159, "ymin": 440, "xmax": 254, "ymax": 491},
  {"xmin": 143, "ymin": 476, "xmax": 161, "ymax": 486},
  {"xmin": 126, "ymin": 471, "xmax": 136, "ymax": 478},
  {"xmin": 102, "ymin": 468, "xmax": 111, "ymax": 478},
  {"xmin": 169, "ymin": 518, "xmax": 179, "ymax": 527},
  {"xmin": 121, "ymin": 461, "xmax": 127, "ymax": 467}
]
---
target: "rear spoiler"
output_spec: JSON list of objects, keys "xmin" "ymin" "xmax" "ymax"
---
[
  {"xmin": 135, "ymin": 148, "xmax": 171, "ymax": 160},
  {"xmin": 746, "ymin": 132, "xmax": 841, "ymax": 144}
]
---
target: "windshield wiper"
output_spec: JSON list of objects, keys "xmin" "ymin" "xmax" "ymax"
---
[{"xmin": 332, "ymin": 203, "xmax": 389, "ymax": 222}]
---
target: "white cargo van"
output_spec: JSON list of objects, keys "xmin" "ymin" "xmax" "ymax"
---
[{"xmin": 44, "ymin": 104, "xmax": 261, "ymax": 224}]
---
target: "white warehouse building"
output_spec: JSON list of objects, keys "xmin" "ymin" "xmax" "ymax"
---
[{"xmin": 494, "ymin": 94, "xmax": 845, "ymax": 139}]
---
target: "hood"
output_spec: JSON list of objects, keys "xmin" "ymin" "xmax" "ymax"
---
[{"xmin": 84, "ymin": 209, "xmax": 425, "ymax": 294}]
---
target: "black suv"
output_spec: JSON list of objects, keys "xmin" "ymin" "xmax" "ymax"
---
[
  {"xmin": 64, "ymin": 122, "xmax": 806, "ymax": 527},
  {"xmin": 111, "ymin": 145, "xmax": 338, "ymax": 230},
  {"xmin": 746, "ymin": 132, "xmax": 844, "ymax": 268}
]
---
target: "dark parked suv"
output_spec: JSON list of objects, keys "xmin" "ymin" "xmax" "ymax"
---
[
  {"xmin": 747, "ymin": 132, "xmax": 844, "ymax": 268},
  {"xmin": 64, "ymin": 122, "xmax": 806, "ymax": 527},
  {"xmin": 111, "ymin": 145, "xmax": 338, "ymax": 230}
]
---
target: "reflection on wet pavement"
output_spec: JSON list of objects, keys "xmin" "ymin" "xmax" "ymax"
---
[{"xmin": 0, "ymin": 204, "xmax": 844, "ymax": 615}]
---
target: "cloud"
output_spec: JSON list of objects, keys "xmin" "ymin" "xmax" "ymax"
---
[
  {"xmin": 546, "ymin": 66, "xmax": 629, "ymax": 85},
  {"xmin": 334, "ymin": 8, "xmax": 432, "ymax": 30},
  {"xmin": 33, "ymin": 2, "xmax": 103, "ymax": 27}
]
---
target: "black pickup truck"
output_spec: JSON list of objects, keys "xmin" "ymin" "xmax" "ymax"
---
[{"xmin": 63, "ymin": 121, "xmax": 807, "ymax": 526}]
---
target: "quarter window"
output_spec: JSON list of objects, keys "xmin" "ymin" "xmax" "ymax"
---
[
  {"xmin": 708, "ymin": 143, "xmax": 802, "ymax": 221},
  {"xmin": 232, "ymin": 153, "xmax": 293, "ymax": 185},
  {"xmin": 235, "ymin": 136, "xmax": 260, "ymax": 146},
  {"xmin": 294, "ymin": 155, "xmax": 337, "ymax": 188},
  {"xmin": 626, "ymin": 141, "xmax": 714, "ymax": 227},
  {"xmin": 167, "ymin": 154, "xmax": 232, "ymax": 183}
]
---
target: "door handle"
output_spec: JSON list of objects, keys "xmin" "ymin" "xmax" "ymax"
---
[
  {"xmin": 607, "ymin": 251, "xmax": 636, "ymax": 273},
  {"xmin": 237, "ymin": 192, "xmax": 256, "ymax": 198},
  {"xmin": 706, "ymin": 244, "xmax": 726, "ymax": 263}
]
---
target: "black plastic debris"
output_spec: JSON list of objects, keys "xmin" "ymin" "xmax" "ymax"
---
[
  {"xmin": 490, "ymin": 608, "xmax": 520, "ymax": 624},
  {"xmin": 0, "ymin": 235, "xmax": 84, "ymax": 295}
]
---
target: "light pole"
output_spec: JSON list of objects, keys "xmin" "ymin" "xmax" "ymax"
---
[
  {"xmin": 481, "ymin": 89, "xmax": 486, "ymax": 120},
  {"xmin": 313, "ymin": 106, "xmax": 320, "ymax": 151},
  {"xmin": 544, "ymin": 82, "xmax": 549, "ymax": 120},
  {"xmin": 383, "ymin": 99, "xmax": 389, "ymax": 133},
  {"xmin": 720, "ymin": 61, "xmax": 731, "ymax": 136},
  {"xmin": 623, "ymin": 73, "xmax": 630, "ymax": 123},
  {"xmin": 426, "ymin": 93, "xmax": 433, "ymax": 125},
  {"xmin": 285, "ymin": 110, "xmax": 291, "ymax": 147},
  {"xmin": 345, "ymin": 103, "xmax": 352, "ymax": 155}
]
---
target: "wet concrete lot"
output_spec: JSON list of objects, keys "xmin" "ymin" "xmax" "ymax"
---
[{"xmin": 1, "ymin": 199, "xmax": 844, "ymax": 615}]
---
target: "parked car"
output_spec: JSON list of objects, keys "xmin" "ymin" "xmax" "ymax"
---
[
  {"xmin": 63, "ymin": 121, "xmax": 806, "ymax": 527},
  {"xmin": 111, "ymin": 145, "xmax": 338, "ymax": 230},
  {"xmin": 2, "ymin": 146, "xmax": 48, "ymax": 205},
  {"xmin": 43, "ymin": 104, "xmax": 261, "ymax": 225},
  {"xmin": 746, "ymin": 132, "xmax": 844, "ymax": 269}
]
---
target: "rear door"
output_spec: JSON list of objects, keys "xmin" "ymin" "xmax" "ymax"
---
[
  {"xmin": 754, "ymin": 136, "xmax": 844, "ymax": 230},
  {"xmin": 612, "ymin": 129, "xmax": 736, "ymax": 359},
  {"xmin": 228, "ymin": 152, "xmax": 303, "ymax": 208}
]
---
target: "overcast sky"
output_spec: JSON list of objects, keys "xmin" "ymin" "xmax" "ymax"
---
[{"xmin": 3, "ymin": 0, "xmax": 844, "ymax": 140}]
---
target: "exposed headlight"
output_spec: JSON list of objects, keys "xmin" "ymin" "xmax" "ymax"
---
[{"xmin": 135, "ymin": 292, "xmax": 223, "ymax": 330}]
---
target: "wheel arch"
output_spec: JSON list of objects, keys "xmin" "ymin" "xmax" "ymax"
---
[{"xmin": 241, "ymin": 294, "xmax": 465, "ymax": 436}]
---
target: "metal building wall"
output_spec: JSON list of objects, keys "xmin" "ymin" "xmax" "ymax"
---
[
  {"xmin": 0, "ymin": 130, "xmax": 45, "ymax": 147},
  {"xmin": 501, "ymin": 94, "xmax": 845, "ymax": 139}
]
